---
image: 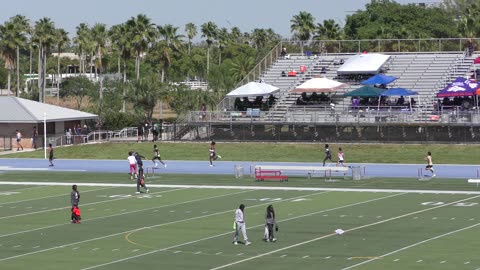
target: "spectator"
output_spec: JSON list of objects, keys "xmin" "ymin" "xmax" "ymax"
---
[
  {"xmin": 396, "ymin": 96, "xmax": 405, "ymax": 106},
  {"xmin": 201, "ymin": 103, "xmax": 207, "ymax": 121},
  {"xmin": 281, "ymin": 71, "xmax": 286, "ymax": 77},
  {"xmin": 137, "ymin": 123, "xmax": 144, "ymax": 142},
  {"xmin": 152, "ymin": 122, "xmax": 159, "ymax": 142},
  {"xmin": 234, "ymin": 97, "xmax": 243, "ymax": 111},
  {"xmin": 15, "ymin": 130, "xmax": 23, "ymax": 151},
  {"xmin": 32, "ymin": 126, "xmax": 38, "ymax": 149},
  {"xmin": 280, "ymin": 47, "xmax": 287, "ymax": 58},
  {"xmin": 242, "ymin": 97, "xmax": 252, "ymax": 108},
  {"xmin": 66, "ymin": 128, "xmax": 72, "ymax": 145},
  {"xmin": 410, "ymin": 97, "xmax": 417, "ymax": 106},
  {"xmin": 465, "ymin": 38, "xmax": 476, "ymax": 57},
  {"xmin": 268, "ymin": 94, "xmax": 278, "ymax": 107},
  {"xmin": 310, "ymin": 92, "xmax": 320, "ymax": 103}
]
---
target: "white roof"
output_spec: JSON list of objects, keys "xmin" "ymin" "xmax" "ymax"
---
[
  {"xmin": 291, "ymin": 77, "xmax": 347, "ymax": 93},
  {"xmin": 337, "ymin": 53, "xmax": 390, "ymax": 75},
  {"xmin": 226, "ymin": 82, "xmax": 279, "ymax": 97},
  {"xmin": 0, "ymin": 96, "xmax": 97, "ymax": 123}
]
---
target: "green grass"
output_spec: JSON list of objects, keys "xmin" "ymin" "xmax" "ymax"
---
[
  {"xmin": 3, "ymin": 142, "xmax": 480, "ymax": 164},
  {"xmin": 1, "ymin": 171, "xmax": 479, "ymax": 270}
]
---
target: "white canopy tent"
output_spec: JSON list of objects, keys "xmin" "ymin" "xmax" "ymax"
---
[
  {"xmin": 337, "ymin": 53, "xmax": 390, "ymax": 75},
  {"xmin": 290, "ymin": 77, "xmax": 348, "ymax": 93},
  {"xmin": 226, "ymin": 82, "xmax": 279, "ymax": 97}
]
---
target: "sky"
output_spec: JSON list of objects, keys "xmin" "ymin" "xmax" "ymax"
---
[{"xmin": 1, "ymin": 0, "xmax": 435, "ymax": 40}]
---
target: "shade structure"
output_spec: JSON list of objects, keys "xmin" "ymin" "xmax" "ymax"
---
[
  {"xmin": 344, "ymin": 86, "xmax": 386, "ymax": 97},
  {"xmin": 380, "ymin": 88, "xmax": 418, "ymax": 96},
  {"xmin": 226, "ymin": 82, "xmax": 279, "ymax": 97},
  {"xmin": 361, "ymin": 74, "xmax": 398, "ymax": 85},
  {"xmin": 436, "ymin": 77, "xmax": 480, "ymax": 97},
  {"xmin": 290, "ymin": 77, "xmax": 348, "ymax": 93}
]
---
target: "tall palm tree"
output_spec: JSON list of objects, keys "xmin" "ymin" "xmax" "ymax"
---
[
  {"xmin": 126, "ymin": 14, "xmax": 157, "ymax": 80},
  {"xmin": 73, "ymin": 23, "xmax": 92, "ymax": 76},
  {"xmin": 91, "ymin": 23, "xmax": 108, "ymax": 100},
  {"xmin": 156, "ymin": 24, "xmax": 184, "ymax": 82},
  {"xmin": 109, "ymin": 23, "xmax": 132, "ymax": 112},
  {"xmin": 184, "ymin": 22, "xmax": 197, "ymax": 55},
  {"xmin": 201, "ymin": 21, "xmax": 218, "ymax": 76},
  {"xmin": 0, "ymin": 21, "xmax": 18, "ymax": 95},
  {"xmin": 290, "ymin": 11, "xmax": 316, "ymax": 54},
  {"xmin": 32, "ymin": 17, "xmax": 55, "ymax": 102},
  {"xmin": 54, "ymin": 28, "xmax": 69, "ymax": 101},
  {"xmin": 314, "ymin": 19, "xmax": 342, "ymax": 40},
  {"xmin": 11, "ymin": 15, "xmax": 30, "ymax": 96},
  {"xmin": 251, "ymin": 28, "xmax": 268, "ymax": 50},
  {"xmin": 217, "ymin": 27, "xmax": 229, "ymax": 65}
]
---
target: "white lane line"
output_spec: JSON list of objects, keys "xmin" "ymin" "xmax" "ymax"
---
[
  {"xmin": 0, "ymin": 188, "xmax": 186, "ymax": 221},
  {"xmin": 174, "ymin": 251, "xmax": 182, "ymax": 254},
  {"xmin": 0, "ymin": 187, "xmax": 113, "ymax": 206},
  {"xmin": 440, "ymin": 260, "xmax": 446, "ymax": 264},
  {"xmin": 0, "ymin": 189, "xmax": 248, "ymax": 238},
  {"xmin": 194, "ymin": 251, "xmax": 202, "ymax": 255},
  {"xmin": 132, "ymin": 249, "xmax": 140, "ymax": 252},
  {"xmin": 215, "ymin": 252, "xmax": 223, "ymax": 255},
  {"xmin": 92, "ymin": 248, "xmax": 99, "ymax": 251},
  {"xmin": 77, "ymin": 193, "xmax": 404, "ymax": 270},
  {"xmin": 112, "ymin": 249, "xmax": 119, "ymax": 252},
  {"xmin": 280, "ymin": 255, "xmax": 287, "ymax": 258},
  {"xmin": 209, "ymin": 195, "xmax": 480, "ymax": 270},
  {"xmin": 393, "ymin": 259, "xmax": 399, "ymax": 262},
  {"xmin": 302, "ymin": 255, "xmax": 310, "ymax": 259},
  {"xmin": 416, "ymin": 259, "xmax": 423, "ymax": 263},
  {"xmin": 2, "ymin": 181, "xmax": 480, "ymax": 194},
  {"xmin": 236, "ymin": 253, "xmax": 243, "ymax": 256}
]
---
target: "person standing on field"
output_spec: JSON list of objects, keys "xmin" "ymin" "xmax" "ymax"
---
[
  {"xmin": 70, "ymin": 184, "xmax": 81, "ymax": 223},
  {"xmin": 425, "ymin": 151, "xmax": 436, "ymax": 178},
  {"xmin": 264, "ymin": 205, "xmax": 278, "ymax": 242},
  {"xmin": 16, "ymin": 130, "xmax": 23, "ymax": 151},
  {"xmin": 48, "ymin": 143, "xmax": 54, "ymax": 166},
  {"xmin": 233, "ymin": 204, "xmax": 251, "ymax": 245}
]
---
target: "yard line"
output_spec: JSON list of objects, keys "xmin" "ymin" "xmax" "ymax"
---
[
  {"xmin": 0, "ymin": 187, "xmax": 114, "ymax": 206},
  {"xmin": 0, "ymin": 188, "xmax": 186, "ymax": 220},
  {"xmin": 341, "ymin": 223, "xmax": 480, "ymax": 269},
  {"xmin": 2, "ymin": 181, "xmax": 480, "ymax": 194},
  {"xmin": 79, "ymin": 193, "xmax": 404, "ymax": 270},
  {"xmin": 0, "ymin": 190, "xmax": 332, "ymax": 262},
  {"xmin": 0, "ymin": 189, "xmax": 249, "ymax": 238},
  {"xmin": 209, "ymin": 195, "xmax": 480, "ymax": 270}
]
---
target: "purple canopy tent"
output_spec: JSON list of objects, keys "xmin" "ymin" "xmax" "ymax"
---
[{"xmin": 437, "ymin": 77, "xmax": 479, "ymax": 97}]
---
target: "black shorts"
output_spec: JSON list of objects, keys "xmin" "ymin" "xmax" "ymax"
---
[{"xmin": 426, "ymin": 165, "xmax": 433, "ymax": 169}]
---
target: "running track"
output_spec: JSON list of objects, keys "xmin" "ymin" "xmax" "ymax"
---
[{"xmin": 0, "ymin": 158, "xmax": 478, "ymax": 179}]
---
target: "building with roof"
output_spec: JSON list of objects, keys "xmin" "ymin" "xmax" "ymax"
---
[{"xmin": 0, "ymin": 97, "xmax": 97, "ymax": 148}]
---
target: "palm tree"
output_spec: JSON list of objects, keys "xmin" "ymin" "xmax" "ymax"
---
[
  {"xmin": 290, "ymin": 11, "xmax": 316, "ymax": 54},
  {"xmin": 32, "ymin": 17, "xmax": 55, "ymax": 102},
  {"xmin": 91, "ymin": 23, "xmax": 108, "ymax": 100},
  {"xmin": 201, "ymin": 21, "xmax": 218, "ymax": 76},
  {"xmin": 54, "ymin": 28, "xmax": 69, "ymax": 101},
  {"xmin": 109, "ymin": 23, "xmax": 132, "ymax": 112},
  {"xmin": 315, "ymin": 19, "xmax": 342, "ymax": 40},
  {"xmin": 156, "ymin": 24, "xmax": 184, "ymax": 82},
  {"xmin": 217, "ymin": 27, "xmax": 229, "ymax": 65},
  {"xmin": 11, "ymin": 15, "xmax": 30, "ymax": 96},
  {"xmin": 184, "ymin": 22, "xmax": 197, "ymax": 55},
  {"xmin": 126, "ymin": 14, "xmax": 157, "ymax": 80},
  {"xmin": 73, "ymin": 23, "xmax": 92, "ymax": 76},
  {"xmin": 0, "ymin": 21, "xmax": 17, "ymax": 95},
  {"xmin": 251, "ymin": 28, "xmax": 268, "ymax": 50}
]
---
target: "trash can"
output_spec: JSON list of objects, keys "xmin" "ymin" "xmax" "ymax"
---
[
  {"xmin": 234, "ymin": 165, "xmax": 244, "ymax": 179},
  {"xmin": 352, "ymin": 166, "xmax": 362, "ymax": 180}
]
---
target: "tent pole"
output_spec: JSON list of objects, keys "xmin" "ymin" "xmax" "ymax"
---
[{"xmin": 44, "ymin": 112, "xmax": 47, "ymax": 160}]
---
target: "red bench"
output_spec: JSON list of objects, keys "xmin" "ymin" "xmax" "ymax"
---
[{"xmin": 255, "ymin": 167, "xmax": 288, "ymax": 182}]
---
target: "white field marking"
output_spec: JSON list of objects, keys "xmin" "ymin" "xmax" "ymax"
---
[
  {"xmin": 0, "ymin": 188, "xmax": 186, "ymax": 221},
  {"xmin": 393, "ymin": 259, "xmax": 400, "ymax": 262},
  {"xmin": 112, "ymin": 249, "xmax": 119, "ymax": 252},
  {"xmin": 0, "ymin": 187, "xmax": 113, "ymax": 206},
  {"xmin": 325, "ymin": 256, "xmax": 332, "ymax": 259},
  {"xmin": 464, "ymin": 261, "xmax": 470, "ymax": 264},
  {"xmin": 416, "ymin": 259, "xmax": 423, "ymax": 263},
  {"xmin": 92, "ymin": 248, "xmax": 99, "ymax": 251},
  {"xmin": 341, "ymin": 217, "xmax": 480, "ymax": 268},
  {"xmin": 72, "ymin": 247, "xmax": 80, "ymax": 250},
  {"xmin": 440, "ymin": 261, "xmax": 446, "ymax": 264},
  {"xmin": 216, "ymin": 252, "xmax": 223, "ymax": 255},
  {"xmin": 236, "ymin": 253, "xmax": 243, "ymax": 256},
  {"xmin": 132, "ymin": 249, "xmax": 139, "ymax": 252},
  {"xmin": 32, "ymin": 246, "xmax": 40, "ymax": 249},
  {"xmin": 78, "ymin": 193, "xmax": 403, "ymax": 270},
  {"xmin": 174, "ymin": 251, "xmax": 182, "ymax": 254},
  {"xmin": 194, "ymin": 251, "xmax": 202, "ymax": 254},
  {"xmin": 13, "ymin": 245, "xmax": 21, "ymax": 248},
  {"xmin": 0, "ymin": 189, "xmax": 251, "ymax": 238},
  {"xmin": 280, "ymin": 255, "xmax": 287, "ymax": 258},
  {"xmin": 2, "ymin": 181, "xmax": 480, "ymax": 194},
  {"xmin": 302, "ymin": 255, "xmax": 310, "ymax": 259},
  {"xmin": 209, "ymin": 195, "xmax": 480, "ymax": 270}
]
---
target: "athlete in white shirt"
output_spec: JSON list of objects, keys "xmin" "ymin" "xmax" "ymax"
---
[
  {"xmin": 127, "ymin": 151, "xmax": 137, "ymax": 180},
  {"xmin": 233, "ymin": 204, "xmax": 250, "ymax": 245}
]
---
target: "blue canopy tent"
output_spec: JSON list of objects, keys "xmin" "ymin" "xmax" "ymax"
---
[
  {"xmin": 361, "ymin": 74, "xmax": 398, "ymax": 85},
  {"xmin": 379, "ymin": 87, "xmax": 419, "ymax": 111}
]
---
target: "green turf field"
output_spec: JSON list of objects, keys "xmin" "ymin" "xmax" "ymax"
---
[
  {"xmin": 1, "ymin": 172, "xmax": 480, "ymax": 270},
  {"xmin": 3, "ymin": 142, "xmax": 480, "ymax": 164}
]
